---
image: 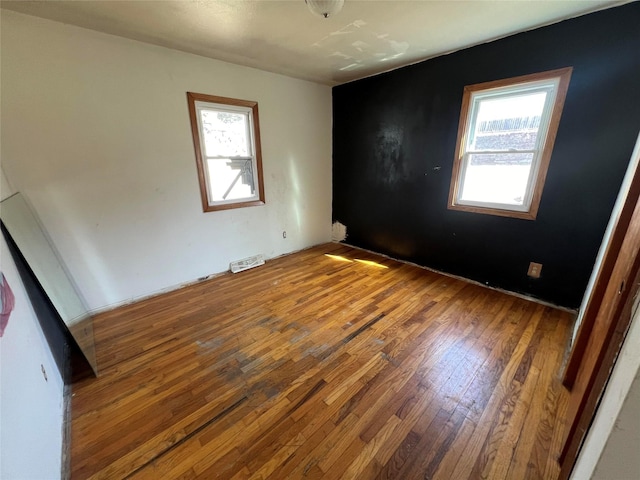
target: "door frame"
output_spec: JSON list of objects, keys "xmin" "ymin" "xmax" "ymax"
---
[{"xmin": 559, "ymin": 132, "xmax": 640, "ymax": 478}]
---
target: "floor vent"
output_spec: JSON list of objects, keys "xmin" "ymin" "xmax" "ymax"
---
[{"xmin": 230, "ymin": 254, "xmax": 265, "ymax": 273}]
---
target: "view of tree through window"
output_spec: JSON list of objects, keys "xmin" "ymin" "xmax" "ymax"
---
[
  {"xmin": 201, "ymin": 109, "xmax": 255, "ymax": 202},
  {"xmin": 187, "ymin": 92, "xmax": 265, "ymax": 212},
  {"xmin": 202, "ymin": 111, "xmax": 248, "ymax": 157}
]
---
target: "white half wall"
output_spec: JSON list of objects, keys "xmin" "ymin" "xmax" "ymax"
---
[
  {"xmin": 1, "ymin": 10, "xmax": 332, "ymax": 311},
  {"xmin": 0, "ymin": 234, "xmax": 65, "ymax": 479}
]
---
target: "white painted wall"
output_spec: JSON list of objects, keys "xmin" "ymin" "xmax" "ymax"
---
[
  {"xmin": 0, "ymin": 227, "xmax": 65, "ymax": 479},
  {"xmin": 570, "ymin": 300, "xmax": 640, "ymax": 480},
  {"xmin": 1, "ymin": 10, "xmax": 332, "ymax": 312},
  {"xmin": 592, "ymin": 364, "xmax": 640, "ymax": 479}
]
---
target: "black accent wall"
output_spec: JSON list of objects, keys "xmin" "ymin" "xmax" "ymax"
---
[{"xmin": 332, "ymin": 3, "xmax": 640, "ymax": 309}]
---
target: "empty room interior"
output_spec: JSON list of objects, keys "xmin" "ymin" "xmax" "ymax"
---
[{"xmin": 1, "ymin": 1, "xmax": 640, "ymax": 479}]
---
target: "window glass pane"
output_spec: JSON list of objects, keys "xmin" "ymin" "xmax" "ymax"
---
[
  {"xmin": 188, "ymin": 92, "xmax": 265, "ymax": 212},
  {"xmin": 471, "ymin": 91, "xmax": 547, "ymax": 152},
  {"xmin": 206, "ymin": 158, "xmax": 255, "ymax": 202},
  {"xmin": 460, "ymin": 152, "xmax": 534, "ymax": 206},
  {"xmin": 448, "ymin": 68, "xmax": 571, "ymax": 218},
  {"xmin": 200, "ymin": 110, "xmax": 249, "ymax": 157}
]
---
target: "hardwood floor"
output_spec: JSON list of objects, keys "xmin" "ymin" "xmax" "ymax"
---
[{"xmin": 71, "ymin": 243, "xmax": 574, "ymax": 479}]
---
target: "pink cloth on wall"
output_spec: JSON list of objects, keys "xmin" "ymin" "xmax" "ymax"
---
[{"xmin": 0, "ymin": 272, "xmax": 15, "ymax": 337}]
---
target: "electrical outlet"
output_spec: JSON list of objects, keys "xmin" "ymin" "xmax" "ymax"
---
[
  {"xmin": 282, "ymin": 231, "xmax": 287, "ymax": 239},
  {"xmin": 528, "ymin": 262, "xmax": 542, "ymax": 279}
]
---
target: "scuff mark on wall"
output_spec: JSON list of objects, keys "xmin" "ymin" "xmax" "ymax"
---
[
  {"xmin": 332, "ymin": 222, "xmax": 347, "ymax": 242},
  {"xmin": 371, "ymin": 124, "xmax": 408, "ymax": 186}
]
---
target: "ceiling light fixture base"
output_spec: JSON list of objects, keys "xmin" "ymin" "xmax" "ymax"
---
[{"xmin": 305, "ymin": 0, "xmax": 344, "ymax": 18}]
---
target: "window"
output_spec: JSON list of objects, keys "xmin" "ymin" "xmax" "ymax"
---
[
  {"xmin": 448, "ymin": 68, "xmax": 572, "ymax": 220},
  {"xmin": 187, "ymin": 92, "xmax": 265, "ymax": 212}
]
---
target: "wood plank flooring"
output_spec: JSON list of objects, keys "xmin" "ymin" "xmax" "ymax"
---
[{"xmin": 70, "ymin": 243, "xmax": 574, "ymax": 479}]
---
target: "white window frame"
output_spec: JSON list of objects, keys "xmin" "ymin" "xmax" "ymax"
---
[
  {"xmin": 187, "ymin": 92, "xmax": 265, "ymax": 212},
  {"xmin": 448, "ymin": 68, "xmax": 572, "ymax": 220}
]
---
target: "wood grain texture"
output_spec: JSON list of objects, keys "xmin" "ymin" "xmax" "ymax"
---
[
  {"xmin": 71, "ymin": 243, "xmax": 573, "ymax": 479},
  {"xmin": 559, "ymin": 185, "xmax": 640, "ymax": 477}
]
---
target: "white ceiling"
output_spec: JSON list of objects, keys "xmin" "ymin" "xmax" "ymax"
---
[{"xmin": 1, "ymin": 0, "xmax": 627, "ymax": 85}]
